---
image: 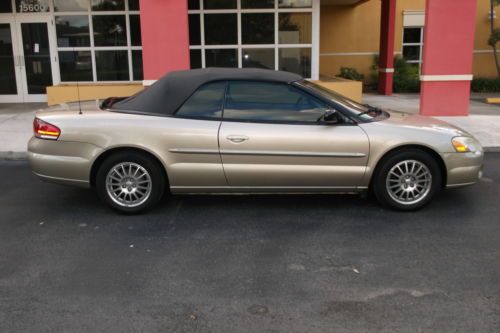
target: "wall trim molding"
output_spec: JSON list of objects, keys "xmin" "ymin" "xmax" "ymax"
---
[
  {"xmin": 420, "ymin": 74, "xmax": 473, "ymax": 82},
  {"xmin": 143, "ymin": 80, "xmax": 157, "ymax": 86}
]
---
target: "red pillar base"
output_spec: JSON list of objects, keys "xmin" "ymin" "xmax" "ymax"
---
[
  {"xmin": 420, "ymin": 81, "xmax": 471, "ymax": 116},
  {"xmin": 378, "ymin": 72, "xmax": 393, "ymax": 95}
]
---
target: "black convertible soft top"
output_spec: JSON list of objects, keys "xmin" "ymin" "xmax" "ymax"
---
[{"xmin": 111, "ymin": 68, "xmax": 303, "ymax": 116}]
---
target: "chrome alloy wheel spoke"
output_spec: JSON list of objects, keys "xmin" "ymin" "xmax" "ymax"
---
[
  {"xmin": 385, "ymin": 160, "xmax": 432, "ymax": 205},
  {"xmin": 105, "ymin": 162, "xmax": 152, "ymax": 208}
]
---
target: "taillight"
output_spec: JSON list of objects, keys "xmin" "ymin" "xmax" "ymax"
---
[{"xmin": 33, "ymin": 118, "xmax": 60, "ymax": 140}]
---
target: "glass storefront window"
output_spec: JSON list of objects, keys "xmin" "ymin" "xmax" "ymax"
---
[
  {"xmin": 279, "ymin": 48, "xmax": 311, "ymax": 77},
  {"xmin": 189, "ymin": 14, "xmax": 201, "ymax": 46},
  {"xmin": 205, "ymin": 49, "xmax": 237, "ymax": 67},
  {"xmin": 279, "ymin": 13, "xmax": 312, "ymax": 44},
  {"xmin": 91, "ymin": 0, "xmax": 125, "ymax": 11},
  {"xmin": 0, "ymin": 1, "xmax": 13, "ymax": 13},
  {"xmin": 58, "ymin": 51, "xmax": 93, "ymax": 81},
  {"xmin": 204, "ymin": 14, "xmax": 237, "ymax": 45},
  {"xmin": 188, "ymin": 0, "xmax": 315, "ymax": 78},
  {"xmin": 242, "ymin": 13, "xmax": 274, "ymax": 45},
  {"xmin": 242, "ymin": 49, "xmax": 274, "ymax": 69},
  {"xmin": 129, "ymin": 15, "xmax": 141, "ymax": 46},
  {"xmin": 92, "ymin": 15, "xmax": 127, "ymax": 46},
  {"xmin": 190, "ymin": 50, "xmax": 202, "ymax": 69},
  {"xmin": 128, "ymin": 0, "xmax": 139, "ymax": 11},
  {"xmin": 204, "ymin": 0, "xmax": 237, "ymax": 9},
  {"xmin": 132, "ymin": 50, "xmax": 143, "ymax": 81},
  {"xmin": 241, "ymin": 0, "xmax": 274, "ymax": 9},
  {"xmin": 96, "ymin": 50, "xmax": 129, "ymax": 81},
  {"xmin": 15, "ymin": 0, "xmax": 50, "ymax": 13},
  {"xmin": 278, "ymin": 0, "xmax": 312, "ymax": 8},
  {"xmin": 55, "ymin": 16, "xmax": 90, "ymax": 47},
  {"xmin": 54, "ymin": 0, "xmax": 88, "ymax": 12}
]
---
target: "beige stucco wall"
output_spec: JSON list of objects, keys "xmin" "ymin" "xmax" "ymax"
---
[
  {"xmin": 47, "ymin": 84, "xmax": 143, "ymax": 106},
  {"xmin": 320, "ymin": 0, "xmax": 499, "ymax": 81}
]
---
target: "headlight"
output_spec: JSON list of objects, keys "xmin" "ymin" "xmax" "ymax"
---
[{"xmin": 452, "ymin": 136, "xmax": 481, "ymax": 153}]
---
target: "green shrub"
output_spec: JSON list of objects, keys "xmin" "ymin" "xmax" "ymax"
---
[
  {"xmin": 471, "ymin": 78, "xmax": 500, "ymax": 93},
  {"xmin": 370, "ymin": 55, "xmax": 421, "ymax": 93},
  {"xmin": 337, "ymin": 67, "xmax": 364, "ymax": 81}
]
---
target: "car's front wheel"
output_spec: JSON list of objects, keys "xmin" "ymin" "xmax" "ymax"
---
[
  {"xmin": 96, "ymin": 152, "xmax": 166, "ymax": 214},
  {"xmin": 372, "ymin": 149, "xmax": 442, "ymax": 211}
]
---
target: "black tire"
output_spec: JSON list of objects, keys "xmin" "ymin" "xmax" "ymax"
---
[
  {"xmin": 372, "ymin": 149, "xmax": 442, "ymax": 211},
  {"xmin": 96, "ymin": 151, "xmax": 166, "ymax": 214}
]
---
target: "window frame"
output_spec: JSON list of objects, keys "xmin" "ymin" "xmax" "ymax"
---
[
  {"xmin": 52, "ymin": 0, "xmax": 142, "ymax": 83},
  {"xmin": 402, "ymin": 26, "xmax": 424, "ymax": 70},
  {"xmin": 188, "ymin": 0, "xmax": 319, "ymax": 79}
]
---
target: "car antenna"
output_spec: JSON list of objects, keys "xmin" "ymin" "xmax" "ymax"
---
[{"xmin": 73, "ymin": 48, "xmax": 83, "ymax": 115}]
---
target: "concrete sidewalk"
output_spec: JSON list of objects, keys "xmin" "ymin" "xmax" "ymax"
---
[{"xmin": 0, "ymin": 96, "xmax": 499, "ymax": 159}]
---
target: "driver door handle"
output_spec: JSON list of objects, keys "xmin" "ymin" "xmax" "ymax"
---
[{"xmin": 226, "ymin": 135, "xmax": 249, "ymax": 143}]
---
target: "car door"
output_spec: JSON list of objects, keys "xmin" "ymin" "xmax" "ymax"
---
[
  {"xmin": 166, "ymin": 81, "xmax": 228, "ymax": 191},
  {"xmin": 218, "ymin": 81, "xmax": 370, "ymax": 190}
]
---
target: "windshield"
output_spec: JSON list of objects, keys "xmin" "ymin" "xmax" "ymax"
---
[{"xmin": 297, "ymin": 80, "xmax": 382, "ymax": 121}]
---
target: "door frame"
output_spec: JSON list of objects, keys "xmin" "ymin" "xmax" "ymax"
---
[
  {"xmin": 0, "ymin": 16, "xmax": 23, "ymax": 102},
  {"xmin": 14, "ymin": 14, "xmax": 59, "ymax": 102}
]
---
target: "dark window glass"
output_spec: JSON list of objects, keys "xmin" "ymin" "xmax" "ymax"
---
[
  {"xmin": 59, "ymin": 51, "xmax": 93, "ymax": 82},
  {"xmin": 176, "ymin": 81, "xmax": 226, "ymax": 119},
  {"xmin": 129, "ymin": 15, "xmax": 141, "ymax": 46},
  {"xmin": 55, "ymin": 16, "xmax": 90, "ymax": 47},
  {"xmin": 402, "ymin": 45, "xmax": 420, "ymax": 61},
  {"xmin": 279, "ymin": 48, "xmax": 311, "ymax": 77},
  {"xmin": 91, "ymin": 0, "xmax": 125, "ymax": 10},
  {"xmin": 203, "ymin": 0, "xmax": 236, "ymax": 9},
  {"xmin": 93, "ymin": 15, "xmax": 127, "ymax": 46},
  {"xmin": 189, "ymin": 14, "xmax": 201, "ymax": 45},
  {"xmin": 0, "ymin": 1, "xmax": 13, "ymax": 12},
  {"xmin": 54, "ymin": 0, "xmax": 87, "ymax": 11},
  {"xmin": 242, "ymin": 49, "xmax": 274, "ymax": 69},
  {"xmin": 0, "ymin": 24, "xmax": 17, "ymax": 94},
  {"xmin": 278, "ymin": 0, "xmax": 312, "ymax": 8},
  {"xmin": 279, "ymin": 13, "xmax": 311, "ymax": 44},
  {"xmin": 204, "ymin": 14, "xmax": 237, "ymax": 45},
  {"xmin": 242, "ymin": 13, "xmax": 274, "ymax": 44},
  {"xmin": 190, "ymin": 49, "xmax": 202, "ymax": 69},
  {"xmin": 128, "ymin": 0, "xmax": 139, "ymax": 10},
  {"xmin": 188, "ymin": 0, "xmax": 200, "ymax": 10},
  {"xmin": 95, "ymin": 50, "xmax": 129, "ymax": 81},
  {"xmin": 241, "ymin": 0, "xmax": 274, "ymax": 8},
  {"xmin": 205, "ymin": 49, "xmax": 237, "ymax": 67},
  {"xmin": 132, "ymin": 50, "xmax": 143, "ymax": 81},
  {"xmin": 15, "ymin": 0, "xmax": 50, "ymax": 12},
  {"xmin": 225, "ymin": 81, "xmax": 327, "ymax": 123},
  {"xmin": 403, "ymin": 28, "xmax": 421, "ymax": 44}
]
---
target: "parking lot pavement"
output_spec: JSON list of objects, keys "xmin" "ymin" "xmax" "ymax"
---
[{"xmin": 0, "ymin": 155, "xmax": 499, "ymax": 333}]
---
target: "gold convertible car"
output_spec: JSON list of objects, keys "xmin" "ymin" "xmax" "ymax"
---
[{"xmin": 28, "ymin": 68, "xmax": 483, "ymax": 213}]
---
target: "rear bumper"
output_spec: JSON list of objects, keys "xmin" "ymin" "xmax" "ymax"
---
[
  {"xmin": 27, "ymin": 137, "xmax": 102, "ymax": 188},
  {"xmin": 442, "ymin": 151, "xmax": 484, "ymax": 188}
]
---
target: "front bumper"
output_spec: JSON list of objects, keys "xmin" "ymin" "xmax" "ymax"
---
[
  {"xmin": 442, "ymin": 151, "xmax": 484, "ymax": 188},
  {"xmin": 27, "ymin": 137, "xmax": 102, "ymax": 188}
]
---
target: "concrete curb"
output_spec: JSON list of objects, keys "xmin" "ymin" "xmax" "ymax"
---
[
  {"xmin": 0, "ymin": 151, "xmax": 28, "ymax": 160},
  {"xmin": 1, "ymin": 148, "xmax": 499, "ymax": 161}
]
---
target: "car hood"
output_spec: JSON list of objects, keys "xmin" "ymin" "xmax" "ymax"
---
[{"xmin": 378, "ymin": 110, "xmax": 472, "ymax": 137}]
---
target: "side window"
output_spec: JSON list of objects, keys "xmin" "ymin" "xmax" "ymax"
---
[
  {"xmin": 176, "ymin": 81, "xmax": 226, "ymax": 119},
  {"xmin": 224, "ymin": 81, "xmax": 329, "ymax": 123}
]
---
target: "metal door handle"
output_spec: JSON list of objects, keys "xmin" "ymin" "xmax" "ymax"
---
[{"xmin": 226, "ymin": 135, "xmax": 249, "ymax": 143}]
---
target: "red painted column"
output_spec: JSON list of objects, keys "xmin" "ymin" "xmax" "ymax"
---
[
  {"xmin": 139, "ymin": 0, "xmax": 190, "ymax": 82},
  {"xmin": 419, "ymin": 0, "xmax": 477, "ymax": 116},
  {"xmin": 377, "ymin": 0, "xmax": 396, "ymax": 95}
]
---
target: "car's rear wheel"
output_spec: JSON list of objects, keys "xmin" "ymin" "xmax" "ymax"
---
[
  {"xmin": 96, "ymin": 152, "xmax": 166, "ymax": 214},
  {"xmin": 372, "ymin": 149, "xmax": 442, "ymax": 211}
]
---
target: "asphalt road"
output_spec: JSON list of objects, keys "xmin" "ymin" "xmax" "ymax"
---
[{"xmin": 0, "ymin": 155, "xmax": 499, "ymax": 333}]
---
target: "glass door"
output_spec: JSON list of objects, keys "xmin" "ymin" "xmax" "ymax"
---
[
  {"xmin": 0, "ymin": 18, "xmax": 23, "ymax": 102},
  {"xmin": 15, "ymin": 16, "xmax": 58, "ymax": 102}
]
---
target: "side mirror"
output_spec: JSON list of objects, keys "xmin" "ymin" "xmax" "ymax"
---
[{"xmin": 323, "ymin": 109, "xmax": 339, "ymax": 123}]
